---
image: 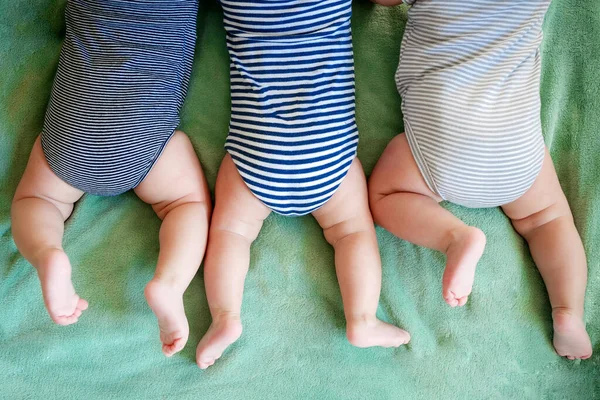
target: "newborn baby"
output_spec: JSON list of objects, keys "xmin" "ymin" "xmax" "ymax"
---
[
  {"xmin": 369, "ymin": 0, "xmax": 592, "ymax": 359},
  {"xmin": 195, "ymin": 0, "xmax": 410, "ymax": 369},
  {"xmin": 11, "ymin": 0, "xmax": 211, "ymax": 357}
]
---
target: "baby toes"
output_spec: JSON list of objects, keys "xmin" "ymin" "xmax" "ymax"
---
[
  {"xmin": 444, "ymin": 293, "xmax": 459, "ymax": 307},
  {"xmin": 53, "ymin": 314, "xmax": 79, "ymax": 326},
  {"xmin": 163, "ymin": 337, "xmax": 186, "ymax": 357},
  {"xmin": 77, "ymin": 299, "xmax": 89, "ymax": 311},
  {"xmin": 198, "ymin": 359, "xmax": 215, "ymax": 370}
]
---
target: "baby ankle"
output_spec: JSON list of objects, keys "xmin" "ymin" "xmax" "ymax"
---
[
  {"xmin": 211, "ymin": 310, "xmax": 241, "ymax": 323},
  {"xmin": 552, "ymin": 307, "xmax": 584, "ymax": 332}
]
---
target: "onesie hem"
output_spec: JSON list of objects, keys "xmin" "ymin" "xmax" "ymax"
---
[
  {"xmin": 226, "ymin": 147, "xmax": 358, "ymax": 217},
  {"xmin": 402, "ymin": 118, "xmax": 444, "ymax": 200},
  {"xmin": 40, "ymin": 128, "xmax": 177, "ymax": 197}
]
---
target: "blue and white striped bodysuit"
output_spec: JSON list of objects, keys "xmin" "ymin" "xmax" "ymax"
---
[
  {"xmin": 222, "ymin": 0, "xmax": 359, "ymax": 216},
  {"xmin": 41, "ymin": 0, "xmax": 197, "ymax": 196},
  {"xmin": 397, "ymin": 0, "xmax": 550, "ymax": 208}
]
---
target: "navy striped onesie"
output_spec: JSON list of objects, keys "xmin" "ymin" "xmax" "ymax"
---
[
  {"xmin": 41, "ymin": 0, "xmax": 198, "ymax": 196},
  {"xmin": 222, "ymin": 0, "xmax": 359, "ymax": 216}
]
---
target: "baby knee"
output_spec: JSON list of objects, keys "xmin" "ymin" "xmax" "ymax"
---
[
  {"xmin": 323, "ymin": 217, "xmax": 373, "ymax": 247},
  {"xmin": 510, "ymin": 203, "xmax": 572, "ymax": 237},
  {"xmin": 367, "ymin": 181, "xmax": 384, "ymax": 209},
  {"xmin": 367, "ymin": 163, "xmax": 395, "ymax": 209},
  {"xmin": 367, "ymin": 191, "xmax": 387, "ymax": 226},
  {"xmin": 154, "ymin": 193, "xmax": 211, "ymax": 220}
]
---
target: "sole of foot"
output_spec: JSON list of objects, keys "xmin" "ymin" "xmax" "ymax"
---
[
  {"xmin": 36, "ymin": 248, "xmax": 88, "ymax": 326},
  {"xmin": 347, "ymin": 318, "xmax": 411, "ymax": 348},
  {"xmin": 552, "ymin": 309, "xmax": 592, "ymax": 360},
  {"xmin": 196, "ymin": 316, "xmax": 243, "ymax": 369},
  {"xmin": 443, "ymin": 226, "xmax": 486, "ymax": 307},
  {"xmin": 144, "ymin": 279, "xmax": 190, "ymax": 357}
]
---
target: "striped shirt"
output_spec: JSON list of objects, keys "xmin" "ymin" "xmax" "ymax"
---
[
  {"xmin": 41, "ymin": 0, "xmax": 198, "ymax": 196},
  {"xmin": 222, "ymin": 0, "xmax": 359, "ymax": 216},
  {"xmin": 397, "ymin": 0, "xmax": 550, "ymax": 208}
]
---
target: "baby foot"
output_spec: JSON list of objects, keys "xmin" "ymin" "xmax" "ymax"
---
[
  {"xmin": 442, "ymin": 226, "xmax": 486, "ymax": 307},
  {"xmin": 36, "ymin": 248, "xmax": 88, "ymax": 325},
  {"xmin": 144, "ymin": 279, "xmax": 190, "ymax": 357},
  {"xmin": 552, "ymin": 308, "xmax": 592, "ymax": 360},
  {"xmin": 346, "ymin": 317, "xmax": 411, "ymax": 348},
  {"xmin": 196, "ymin": 314, "xmax": 242, "ymax": 369}
]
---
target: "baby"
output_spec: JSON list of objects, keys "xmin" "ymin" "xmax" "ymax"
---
[
  {"xmin": 11, "ymin": 0, "xmax": 210, "ymax": 357},
  {"xmin": 195, "ymin": 0, "xmax": 410, "ymax": 369},
  {"xmin": 369, "ymin": 0, "xmax": 592, "ymax": 359}
]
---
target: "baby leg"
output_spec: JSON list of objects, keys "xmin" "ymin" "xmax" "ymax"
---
[
  {"xmin": 11, "ymin": 136, "xmax": 88, "ymax": 325},
  {"xmin": 196, "ymin": 154, "xmax": 271, "ymax": 369},
  {"xmin": 501, "ymin": 148, "xmax": 592, "ymax": 360},
  {"xmin": 313, "ymin": 158, "xmax": 411, "ymax": 348},
  {"xmin": 134, "ymin": 131, "xmax": 212, "ymax": 357},
  {"xmin": 368, "ymin": 134, "xmax": 486, "ymax": 307}
]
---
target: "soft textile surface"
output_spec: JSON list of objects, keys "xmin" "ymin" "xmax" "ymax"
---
[{"xmin": 1, "ymin": 1, "xmax": 598, "ymax": 398}]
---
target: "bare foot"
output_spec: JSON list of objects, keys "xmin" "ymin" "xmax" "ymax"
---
[
  {"xmin": 35, "ymin": 248, "xmax": 88, "ymax": 325},
  {"xmin": 196, "ymin": 314, "xmax": 242, "ymax": 369},
  {"xmin": 442, "ymin": 226, "xmax": 486, "ymax": 307},
  {"xmin": 552, "ymin": 308, "xmax": 592, "ymax": 360},
  {"xmin": 346, "ymin": 317, "xmax": 411, "ymax": 348},
  {"xmin": 144, "ymin": 279, "xmax": 190, "ymax": 357}
]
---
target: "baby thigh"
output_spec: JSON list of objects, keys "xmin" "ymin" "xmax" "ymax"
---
[
  {"xmin": 368, "ymin": 133, "xmax": 464, "ymax": 252},
  {"xmin": 313, "ymin": 158, "xmax": 412, "ymax": 347},
  {"xmin": 12, "ymin": 136, "xmax": 87, "ymax": 325},
  {"xmin": 203, "ymin": 154, "xmax": 271, "ymax": 317},
  {"xmin": 368, "ymin": 134, "xmax": 486, "ymax": 307},
  {"xmin": 312, "ymin": 158, "xmax": 382, "ymax": 321},
  {"xmin": 194, "ymin": 154, "xmax": 271, "ymax": 368},
  {"xmin": 134, "ymin": 131, "xmax": 212, "ymax": 287},
  {"xmin": 501, "ymin": 148, "xmax": 587, "ymax": 314},
  {"xmin": 501, "ymin": 148, "xmax": 592, "ymax": 359},
  {"xmin": 12, "ymin": 136, "xmax": 84, "ymax": 261}
]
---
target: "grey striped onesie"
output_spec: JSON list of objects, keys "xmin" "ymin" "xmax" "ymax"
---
[{"xmin": 397, "ymin": 0, "xmax": 550, "ymax": 208}]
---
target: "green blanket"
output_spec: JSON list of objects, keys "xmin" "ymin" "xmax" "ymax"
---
[{"xmin": 1, "ymin": 1, "xmax": 598, "ymax": 398}]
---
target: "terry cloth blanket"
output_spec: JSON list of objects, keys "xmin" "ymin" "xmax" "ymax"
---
[{"xmin": 1, "ymin": 1, "xmax": 599, "ymax": 398}]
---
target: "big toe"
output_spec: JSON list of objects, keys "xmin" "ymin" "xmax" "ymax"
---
[
  {"xmin": 443, "ymin": 291, "xmax": 468, "ymax": 307},
  {"xmin": 457, "ymin": 296, "xmax": 469, "ymax": 307},
  {"xmin": 196, "ymin": 350, "xmax": 223, "ymax": 369},
  {"xmin": 77, "ymin": 298, "xmax": 89, "ymax": 311},
  {"xmin": 163, "ymin": 336, "xmax": 187, "ymax": 357},
  {"xmin": 160, "ymin": 326, "xmax": 189, "ymax": 356},
  {"xmin": 53, "ymin": 315, "xmax": 79, "ymax": 326},
  {"xmin": 49, "ymin": 300, "xmax": 85, "ymax": 325},
  {"xmin": 198, "ymin": 359, "xmax": 216, "ymax": 370}
]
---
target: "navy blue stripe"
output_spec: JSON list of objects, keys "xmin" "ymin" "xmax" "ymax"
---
[
  {"xmin": 229, "ymin": 119, "xmax": 358, "ymax": 139},
  {"xmin": 231, "ymin": 62, "xmax": 354, "ymax": 77},
  {"xmin": 233, "ymin": 156, "xmax": 354, "ymax": 187},
  {"xmin": 225, "ymin": 139, "xmax": 357, "ymax": 167}
]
